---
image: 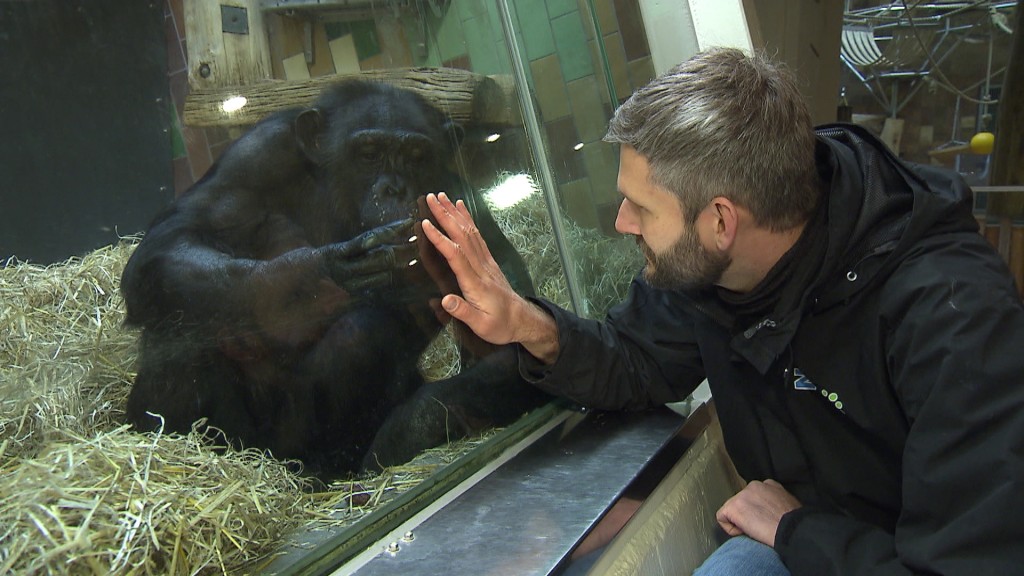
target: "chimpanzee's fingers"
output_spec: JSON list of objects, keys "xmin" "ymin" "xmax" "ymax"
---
[
  {"xmin": 339, "ymin": 271, "xmax": 393, "ymax": 294},
  {"xmin": 325, "ymin": 243, "xmax": 418, "ymax": 289},
  {"xmin": 333, "ymin": 218, "xmax": 416, "ymax": 258}
]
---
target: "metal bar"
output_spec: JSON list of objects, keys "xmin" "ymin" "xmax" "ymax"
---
[
  {"xmin": 349, "ymin": 407, "xmax": 690, "ymax": 575},
  {"xmin": 841, "ymin": 54, "xmax": 890, "ymax": 111},
  {"xmin": 894, "ymin": 35, "xmax": 964, "ymax": 113}
]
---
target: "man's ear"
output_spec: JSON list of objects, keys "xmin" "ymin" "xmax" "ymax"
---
[
  {"xmin": 295, "ymin": 108, "xmax": 325, "ymax": 163},
  {"xmin": 708, "ymin": 197, "xmax": 739, "ymax": 251}
]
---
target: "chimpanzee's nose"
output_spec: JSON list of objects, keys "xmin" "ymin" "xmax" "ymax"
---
[{"xmin": 373, "ymin": 175, "xmax": 407, "ymax": 198}]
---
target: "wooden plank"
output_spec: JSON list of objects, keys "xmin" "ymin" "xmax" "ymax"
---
[
  {"xmin": 928, "ymin": 143, "xmax": 972, "ymax": 166},
  {"xmin": 283, "ymin": 53, "xmax": 311, "ymax": 80},
  {"xmin": 183, "ymin": 68, "xmax": 517, "ymax": 127}
]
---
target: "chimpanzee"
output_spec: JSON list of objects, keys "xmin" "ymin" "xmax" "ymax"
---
[{"xmin": 121, "ymin": 80, "xmax": 549, "ymax": 477}]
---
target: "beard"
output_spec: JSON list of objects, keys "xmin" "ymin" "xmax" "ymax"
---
[{"xmin": 639, "ymin": 226, "xmax": 731, "ymax": 290}]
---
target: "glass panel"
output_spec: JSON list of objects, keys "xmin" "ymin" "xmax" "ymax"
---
[
  {"xmin": 0, "ymin": 0, "xmax": 625, "ymax": 573},
  {"xmin": 503, "ymin": 0, "xmax": 646, "ymax": 319}
]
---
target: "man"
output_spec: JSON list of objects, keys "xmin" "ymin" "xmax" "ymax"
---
[{"xmin": 421, "ymin": 48, "xmax": 1024, "ymax": 574}]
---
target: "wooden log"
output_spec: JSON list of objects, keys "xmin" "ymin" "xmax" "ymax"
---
[{"xmin": 183, "ymin": 68, "xmax": 519, "ymax": 127}]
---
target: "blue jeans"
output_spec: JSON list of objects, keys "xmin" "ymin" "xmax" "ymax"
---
[{"xmin": 693, "ymin": 536, "xmax": 790, "ymax": 576}]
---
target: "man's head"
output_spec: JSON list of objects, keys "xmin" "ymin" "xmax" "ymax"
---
[{"xmin": 605, "ymin": 48, "xmax": 819, "ymax": 291}]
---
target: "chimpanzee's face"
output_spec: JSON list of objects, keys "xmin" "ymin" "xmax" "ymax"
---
[
  {"xmin": 345, "ymin": 127, "xmax": 445, "ymax": 230},
  {"xmin": 312, "ymin": 88, "xmax": 454, "ymax": 236}
]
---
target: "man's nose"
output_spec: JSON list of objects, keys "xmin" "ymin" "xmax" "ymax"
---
[{"xmin": 614, "ymin": 199, "xmax": 640, "ymax": 236}]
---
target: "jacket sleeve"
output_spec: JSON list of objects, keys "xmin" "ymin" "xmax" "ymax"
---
[
  {"xmin": 517, "ymin": 276, "xmax": 708, "ymax": 411},
  {"xmin": 776, "ymin": 234, "xmax": 1024, "ymax": 574}
]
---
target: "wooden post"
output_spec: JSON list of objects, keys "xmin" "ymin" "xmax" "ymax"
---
[
  {"xmin": 184, "ymin": 0, "xmax": 273, "ymax": 89},
  {"xmin": 989, "ymin": 5, "xmax": 1024, "ymax": 296}
]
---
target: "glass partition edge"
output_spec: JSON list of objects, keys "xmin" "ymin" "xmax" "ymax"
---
[
  {"xmin": 495, "ymin": 0, "xmax": 588, "ymax": 316},
  {"xmin": 275, "ymin": 402, "xmax": 572, "ymax": 576}
]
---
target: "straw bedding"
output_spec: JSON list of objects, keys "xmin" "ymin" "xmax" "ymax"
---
[{"xmin": 0, "ymin": 186, "xmax": 637, "ymax": 574}]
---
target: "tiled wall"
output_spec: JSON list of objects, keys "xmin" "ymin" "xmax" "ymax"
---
[
  {"xmin": 164, "ymin": 0, "xmax": 655, "ymax": 234},
  {"xmin": 419, "ymin": 0, "xmax": 655, "ymax": 231}
]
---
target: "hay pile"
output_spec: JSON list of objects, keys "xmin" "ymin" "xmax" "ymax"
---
[{"xmin": 0, "ymin": 242, "xmax": 475, "ymax": 574}]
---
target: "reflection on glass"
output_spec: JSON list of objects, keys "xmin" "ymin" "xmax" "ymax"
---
[{"xmin": 0, "ymin": 0, "xmax": 649, "ymax": 573}]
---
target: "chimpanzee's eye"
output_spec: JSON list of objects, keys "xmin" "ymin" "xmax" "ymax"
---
[
  {"xmin": 407, "ymin": 146, "xmax": 430, "ymax": 163},
  {"xmin": 358, "ymin": 144, "xmax": 381, "ymax": 163}
]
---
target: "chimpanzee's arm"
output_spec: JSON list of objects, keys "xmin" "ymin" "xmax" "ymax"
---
[{"xmin": 121, "ymin": 185, "xmax": 415, "ymax": 349}]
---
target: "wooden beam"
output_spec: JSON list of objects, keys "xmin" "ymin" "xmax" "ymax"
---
[
  {"xmin": 183, "ymin": 68, "xmax": 519, "ymax": 128},
  {"xmin": 990, "ymin": 4, "xmax": 1024, "ymax": 215}
]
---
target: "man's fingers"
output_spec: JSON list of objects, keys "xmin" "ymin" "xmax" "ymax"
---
[
  {"xmin": 716, "ymin": 507, "xmax": 744, "ymax": 536},
  {"xmin": 429, "ymin": 193, "xmax": 489, "ymax": 264}
]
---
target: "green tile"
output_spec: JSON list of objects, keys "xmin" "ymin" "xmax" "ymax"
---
[
  {"xmin": 529, "ymin": 54, "xmax": 570, "ymax": 120},
  {"xmin": 559, "ymin": 179, "xmax": 598, "ymax": 228},
  {"xmin": 567, "ymin": 75, "xmax": 609, "ymax": 142},
  {"xmin": 551, "ymin": 12, "xmax": 593, "ymax": 82},
  {"xmin": 514, "ymin": 0, "xmax": 555, "ymax": 60},
  {"xmin": 456, "ymin": 0, "xmax": 490, "ymax": 21},
  {"xmin": 403, "ymin": 17, "xmax": 438, "ymax": 65},
  {"xmin": 587, "ymin": 37, "xmax": 615, "ymax": 106},
  {"xmin": 324, "ymin": 22, "xmax": 350, "ymax": 42},
  {"xmin": 580, "ymin": 140, "xmax": 619, "ymax": 203},
  {"xmin": 464, "ymin": 15, "xmax": 502, "ymax": 75},
  {"xmin": 627, "ymin": 56, "xmax": 655, "ymax": 91},
  {"xmin": 592, "ymin": 0, "xmax": 619, "ymax": 34},
  {"xmin": 544, "ymin": 116, "xmax": 585, "ymax": 183},
  {"xmin": 434, "ymin": 10, "xmax": 468, "ymax": 64},
  {"xmin": 602, "ymin": 32, "xmax": 631, "ymax": 103},
  {"xmin": 350, "ymin": 20, "xmax": 381, "ymax": 59},
  {"xmin": 499, "ymin": 38, "xmax": 521, "ymax": 80},
  {"xmin": 548, "ymin": 0, "xmax": 577, "ymax": 18},
  {"xmin": 169, "ymin": 102, "xmax": 185, "ymax": 159},
  {"xmin": 487, "ymin": 0, "xmax": 506, "ymax": 38}
]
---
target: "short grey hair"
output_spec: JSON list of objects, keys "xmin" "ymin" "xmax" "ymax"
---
[{"xmin": 604, "ymin": 48, "xmax": 819, "ymax": 231}]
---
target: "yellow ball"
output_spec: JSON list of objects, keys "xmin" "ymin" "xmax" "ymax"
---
[{"xmin": 970, "ymin": 132, "xmax": 995, "ymax": 154}]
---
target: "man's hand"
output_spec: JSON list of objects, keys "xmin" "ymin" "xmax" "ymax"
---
[
  {"xmin": 421, "ymin": 192, "xmax": 560, "ymax": 364},
  {"xmin": 716, "ymin": 479, "xmax": 801, "ymax": 548}
]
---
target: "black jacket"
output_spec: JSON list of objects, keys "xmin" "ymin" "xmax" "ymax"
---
[{"xmin": 523, "ymin": 125, "xmax": 1024, "ymax": 574}]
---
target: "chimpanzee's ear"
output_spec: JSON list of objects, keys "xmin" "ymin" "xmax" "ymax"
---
[{"xmin": 295, "ymin": 108, "xmax": 325, "ymax": 162}]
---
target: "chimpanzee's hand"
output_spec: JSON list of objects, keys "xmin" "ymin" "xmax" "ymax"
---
[{"xmin": 317, "ymin": 218, "xmax": 419, "ymax": 294}]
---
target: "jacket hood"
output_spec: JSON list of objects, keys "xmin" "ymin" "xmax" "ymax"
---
[
  {"xmin": 813, "ymin": 123, "xmax": 978, "ymax": 306},
  {"xmin": 687, "ymin": 123, "xmax": 979, "ymax": 374}
]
